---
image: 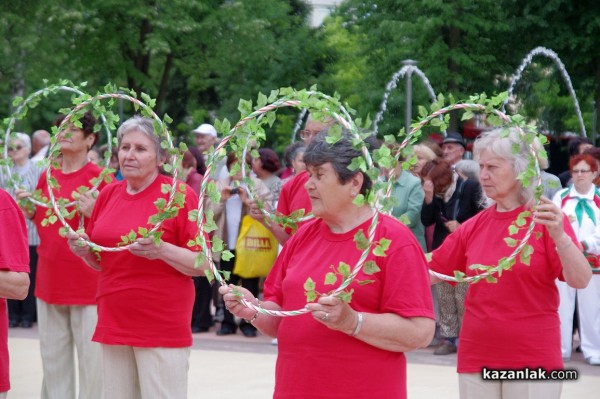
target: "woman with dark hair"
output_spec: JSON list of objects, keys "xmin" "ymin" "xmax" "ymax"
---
[
  {"xmin": 212, "ymin": 152, "xmax": 271, "ymax": 337},
  {"xmin": 251, "ymin": 148, "xmax": 283, "ymax": 209},
  {"xmin": 221, "ymin": 131, "xmax": 435, "ymax": 398},
  {"xmin": 187, "ymin": 146, "xmax": 207, "ymax": 176},
  {"xmin": 280, "ymin": 141, "xmax": 306, "ymax": 180},
  {"xmin": 552, "ymin": 153, "xmax": 600, "ymax": 365},
  {"xmin": 16, "ymin": 111, "xmax": 110, "ymax": 399},
  {"xmin": 421, "ymin": 157, "xmax": 485, "ymax": 355}
]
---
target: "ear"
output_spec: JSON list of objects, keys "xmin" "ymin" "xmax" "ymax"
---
[
  {"xmin": 349, "ymin": 172, "xmax": 364, "ymax": 196},
  {"xmin": 85, "ymin": 134, "xmax": 96, "ymax": 151},
  {"xmin": 157, "ymin": 151, "xmax": 167, "ymax": 167}
]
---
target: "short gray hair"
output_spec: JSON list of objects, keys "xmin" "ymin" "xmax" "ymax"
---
[
  {"xmin": 473, "ymin": 127, "xmax": 543, "ymax": 204},
  {"xmin": 13, "ymin": 132, "xmax": 32, "ymax": 155},
  {"xmin": 116, "ymin": 116, "xmax": 166, "ymax": 161},
  {"xmin": 454, "ymin": 159, "xmax": 480, "ymax": 181}
]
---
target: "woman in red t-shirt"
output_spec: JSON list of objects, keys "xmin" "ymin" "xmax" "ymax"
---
[
  {"xmin": 221, "ymin": 131, "xmax": 435, "ymax": 399},
  {"xmin": 17, "ymin": 111, "xmax": 108, "ymax": 399},
  {"xmin": 429, "ymin": 128, "xmax": 592, "ymax": 399},
  {"xmin": 68, "ymin": 116, "xmax": 209, "ymax": 399}
]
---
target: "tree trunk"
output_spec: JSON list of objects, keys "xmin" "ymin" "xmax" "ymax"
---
[{"xmin": 156, "ymin": 53, "xmax": 173, "ymax": 114}]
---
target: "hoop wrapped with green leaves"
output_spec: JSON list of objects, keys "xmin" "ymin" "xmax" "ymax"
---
[
  {"xmin": 48, "ymin": 90, "xmax": 183, "ymax": 252},
  {"xmin": 384, "ymin": 93, "xmax": 545, "ymax": 283},
  {"xmin": 1, "ymin": 81, "xmax": 115, "ymax": 208},
  {"xmin": 197, "ymin": 87, "xmax": 390, "ymax": 318}
]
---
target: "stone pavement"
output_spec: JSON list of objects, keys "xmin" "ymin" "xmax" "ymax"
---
[{"xmin": 7, "ymin": 325, "xmax": 599, "ymax": 398}]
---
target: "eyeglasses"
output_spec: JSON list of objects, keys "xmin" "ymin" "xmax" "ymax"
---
[
  {"xmin": 8, "ymin": 145, "xmax": 23, "ymax": 151},
  {"xmin": 572, "ymin": 169, "xmax": 592, "ymax": 175}
]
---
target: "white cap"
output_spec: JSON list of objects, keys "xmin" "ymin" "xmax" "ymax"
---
[{"xmin": 192, "ymin": 123, "xmax": 217, "ymax": 137}]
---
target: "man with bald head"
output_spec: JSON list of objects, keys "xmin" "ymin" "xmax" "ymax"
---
[{"xmin": 31, "ymin": 130, "xmax": 51, "ymax": 163}]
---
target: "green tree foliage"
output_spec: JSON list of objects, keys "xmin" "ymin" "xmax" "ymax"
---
[
  {"xmin": 0, "ymin": 0, "xmax": 320, "ymax": 150},
  {"xmin": 191, "ymin": 0, "xmax": 323, "ymax": 151},
  {"xmin": 1, "ymin": 0, "xmax": 599, "ymax": 150},
  {"xmin": 506, "ymin": 0, "xmax": 600, "ymax": 136},
  {"xmin": 323, "ymin": 0, "xmax": 514, "ymax": 135}
]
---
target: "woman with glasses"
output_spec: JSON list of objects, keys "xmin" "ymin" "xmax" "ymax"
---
[
  {"xmin": 552, "ymin": 153, "xmax": 600, "ymax": 366},
  {"xmin": 17, "ymin": 112, "xmax": 110, "ymax": 399},
  {"xmin": 0, "ymin": 133, "xmax": 43, "ymax": 329}
]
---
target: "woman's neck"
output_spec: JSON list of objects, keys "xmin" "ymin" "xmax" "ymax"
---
[
  {"xmin": 574, "ymin": 183, "xmax": 593, "ymax": 196},
  {"xmin": 325, "ymin": 205, "xmax": 375, "ymax": 234},
  {"xmin": 494, "ymin": 195, "xmax": 523, "ymax": 212},
  {"xmin": 61, "ymin": 152, "xmax": 89, "ymax": 174},
  {"xmin": 13, "ymin": 157, "xmax": 28, "ymax": 167},
  {"xmin": 126, "ymin": 170, "xmax": 159, "ymax": 194},
  {"xmin": 256, "ymin": 169, "xmax": 272, "ymax": 180}
]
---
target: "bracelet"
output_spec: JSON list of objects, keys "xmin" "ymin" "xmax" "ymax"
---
[
  {"xmin": 244, "ymin": 300, "xmax": 261, "ymax": 324},
  {"xmin": 351, "ymin": 312, "xmax": 363, "ymax": 337}
]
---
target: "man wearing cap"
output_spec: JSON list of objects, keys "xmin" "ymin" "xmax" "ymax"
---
[
  {"xmin": 441, "ymin": 131, "xmax": 466, "ymax": 166},
  {"xmin": 193, "ymin": 123, "xmax": 218, "ymax": 155},
  {"xmin": 192, "ymin": 123, "xmax": 228, "ymax": 180}
]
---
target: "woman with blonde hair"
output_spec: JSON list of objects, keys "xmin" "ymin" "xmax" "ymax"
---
[{"xmin": 410, "ymin": 144, "xmax": 437, "ymax": 176}]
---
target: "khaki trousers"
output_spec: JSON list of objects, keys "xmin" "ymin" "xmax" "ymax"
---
[
  {"xmin": 102, "ymin": 344, "xmax": 190, "ymax": 399},
  {"xmin": 37, "ymin": 299, "xmax": 102, "ymax": 399},
  {"xmin": 459, "ymin": 373, "xmax": 562, "ymax": 399}
]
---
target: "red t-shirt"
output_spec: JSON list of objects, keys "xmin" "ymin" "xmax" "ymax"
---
[
  {"xmin": 264, "ymin": 214, "xmax": 434, "ymax": 399},
  {"xmin": 87, "ymin": 174, "xmax": 201, "ymax": 347},
  {"xmin": 276, "ymin": 170, "xmax": 311, "ymax": 235},
  {"xmin": 0, "ymin": 189, "xmax": 30, "ymax": 392},
  {"xmin": 34, "ymin": 162, "xmax": 110, "ymax": 304},
  {"xmin": 429, "ymin": 204, "xmax": 576, "ymax": 373}
]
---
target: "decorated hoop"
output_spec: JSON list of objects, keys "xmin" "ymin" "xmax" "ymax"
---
[
  {"xmin": 1, "ymin": 82, "xmax": 113, "ymax": 207},
  {"xmin": 50, "ymin": 91, "xmax": 181, "ymax": 252},
  {"xmin": 382, "ymin": 96, "xmax": 543, "ymax": 283},
  {"xmin": 222, "ymin": 91, "xmax": 547, "ymax": 318},
  {"xmin": 198, "ymin": 88, "xmax": 387, "ymax": 318}
]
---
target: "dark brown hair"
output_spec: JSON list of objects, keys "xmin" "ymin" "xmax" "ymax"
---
[
  {"xmin": 54, "ymin": 111, "xmax": 99, "ymax": 148},
  {"xmin": 421, "ymin": 158, "xmax": 453, "ymax": 196}
]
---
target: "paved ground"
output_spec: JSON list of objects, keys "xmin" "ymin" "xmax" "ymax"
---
[{"xmin": 7, "ymin": 324, "xmax": 599, "ymax": 398}]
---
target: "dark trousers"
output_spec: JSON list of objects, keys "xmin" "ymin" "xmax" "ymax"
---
[
  {"xmin": 191, "ymin": 276, "xmax": 213, "ymax": 330},
  {"xmin": 220, "ymin": 250, "xmax": 259, "ymax": 331},
  {"xmin": 8, "ymin": 245, "xmax": 37, "ymax": 323}
]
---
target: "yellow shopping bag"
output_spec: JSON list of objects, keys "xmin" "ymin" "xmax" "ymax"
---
[{"xmin": 232, "ymin": 215, "xmax": 278, "ymax": 278}]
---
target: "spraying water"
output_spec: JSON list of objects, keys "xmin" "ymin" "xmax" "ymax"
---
[
  {"xmin": 503, "ymin": 46, "xmax": 586, "ymax": 137},
  {"xmin": 291, "ymin": 108, "xmax": 308, "ymax": 142},
  {"xmin": 373, "ymin": 64, "xmax": 437, "ymax": 136}
]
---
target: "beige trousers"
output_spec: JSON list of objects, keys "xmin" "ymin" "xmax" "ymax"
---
[
  {"xmin": 459, "ymin": 373, "xmax": 562, "ymax": 399},
  {"xmin": 102, "ymin": 344, "xmax": 191, "ymax": 399},
  {"xmin": 37, "ymin": 299, "xmax": 102, "ymax": 399}
]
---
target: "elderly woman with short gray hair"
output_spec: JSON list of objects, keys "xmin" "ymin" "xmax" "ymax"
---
[
  {"xmin": 429, "ymin": 128, "xmax": 592, "ymax": 399},
  {"xmin": 0, "ymin": 133, "xmax": 43, "ymax": 329},
  {"xmin": 68, "ymin": 115, "xmax": 209, "ymax": 399}
]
